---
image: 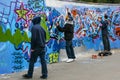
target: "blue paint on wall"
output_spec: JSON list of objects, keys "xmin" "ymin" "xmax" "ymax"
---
[{"xmin": 0, "ymin": 0, "xmax": 120, "ymax": 74}]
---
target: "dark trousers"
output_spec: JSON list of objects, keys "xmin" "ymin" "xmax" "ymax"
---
[
  {"xmin": 66, "ymin": 40, "xmax": 76, "ymax": 59},
  {"xmin": 102, "ymin": 35, "xmax": 110, "ymax": 51},
  {"xmin": 27, "ymin": 49, "xmax": 48, "ymax": 77}
]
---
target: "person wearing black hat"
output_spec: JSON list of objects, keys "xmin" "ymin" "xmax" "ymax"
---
[
  {"xmin": 23, "ymin": 16, "xmax": 48, "ymax": 79},
  {"xmin": 56, "ymin": 12, "xmax": 76, "ymax": 63}
]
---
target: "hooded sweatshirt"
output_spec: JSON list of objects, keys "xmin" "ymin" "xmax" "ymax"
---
[{"xmin": 31, "ymin": 17, "xmax": 46, "ymax": 50}]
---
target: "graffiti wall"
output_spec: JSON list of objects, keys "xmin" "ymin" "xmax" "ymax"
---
[
  {"xmin": 0, "ymin": 0, "xmax": 120, "ymax": 74},
  {"xmin": 54, "ymin": 5, "xmax": 120, "ymax": 50},
  {"xmin": 0, "ymin": 0, "xmax": 60, "ymax": 74}
]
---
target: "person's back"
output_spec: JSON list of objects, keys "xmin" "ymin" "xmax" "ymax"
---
[
  {"xmin": 31, "ymin": 17, "xmax": 46, "ymax": 50},
  {"xmin": 31, "ymin": 24, "xmax": 46, "ymax": 49},
  {"xmin": 101, "ymin": 20, "xmax": 109, "ymax": 35},
  {"xmin": 64, "ymin": 22, "xmax": 74, "ymax": 41},
  {"xmin": 23, "ymin": 16, "xmax": 48, "ymax": 79},
  {"xmin": 100, "ymin": 14, "xmax": 109, "ymax": 35}
]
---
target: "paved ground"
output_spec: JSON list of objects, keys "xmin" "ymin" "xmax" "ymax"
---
[{"xmin": 0, "ymin": 49, "xmax": 120, "ymax": 80}]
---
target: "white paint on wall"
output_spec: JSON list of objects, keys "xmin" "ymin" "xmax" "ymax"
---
[{"xmin": 45, "ymin": 0, "xmax": 120, "ymax": 8}]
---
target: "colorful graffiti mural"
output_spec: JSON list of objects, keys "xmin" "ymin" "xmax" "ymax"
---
[
  {"xmin": 0, "ymin": 0, "xmax": 59, "ymax": 74},
  {"xmin": 51, "ymin": 5, "xmax": 120, "ymax": 50},
  {"xmin": 0, "ymin": 0, "xmax": 120, "ymax": 74}
]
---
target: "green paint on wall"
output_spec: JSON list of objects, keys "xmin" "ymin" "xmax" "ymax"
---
[
  {"xmin": 0, "ymin": 26, "xmax": 30, "ymax": 47},
  {"xmin": 40, "ymin": 14, "xmax": 50, "ymax": 42}
]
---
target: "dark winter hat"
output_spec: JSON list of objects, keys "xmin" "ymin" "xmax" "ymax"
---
[
  {"xmin": 32, "ymin": 16, "xmax": 41, "ymax": 25},
  {"xmin": 104, "ymin": 14, "xmax": 108, "ymax": 19},
  {"xmin": 67, "ymin": 12, "xmax": 73, "ymax": 21}
]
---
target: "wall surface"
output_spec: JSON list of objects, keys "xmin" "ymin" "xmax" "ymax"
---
[
  {"xmin": 0, "ymin": 0, "xmax": 59, "ymax": 74},
  {"xmin": 0, "ymin": 0, "xmax": 120, "ymax": 74},
  {"xmin": 46, "ymin": 0, "xmax": 120, "ymax": 50}
]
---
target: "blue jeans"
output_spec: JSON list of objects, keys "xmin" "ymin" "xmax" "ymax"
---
[
  {"xmin": 27, "ymin": 48, "xmax": 48, "ymax": 77},
  {"xmin": 66, "ymin": 40, "xmax": 76, "ymax": 59}
]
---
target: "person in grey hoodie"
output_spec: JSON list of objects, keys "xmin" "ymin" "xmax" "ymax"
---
[{"xmin": 23, "ymin": 16, "xmax": 48, "ymax": 79}]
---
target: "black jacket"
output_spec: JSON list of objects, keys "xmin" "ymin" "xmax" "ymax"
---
[
  {"xmin": 100, "ymin": 20, "xmax": 109, "ymax": 35},
  {"xmin": 57, "ymin": 22, "xmax": 74, "ymax": 41}
]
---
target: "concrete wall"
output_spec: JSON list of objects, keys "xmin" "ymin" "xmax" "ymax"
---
[
  {"xmin": 0, "ymin": 0, "xmax": 120, "ymax": 74},
  {"xmin": 46, "ymin": 0, "xmax": 120, "ymax": 50},
  {"xmin": 0, "ymin": 0, "xmax": 60, "ymax": 74}
]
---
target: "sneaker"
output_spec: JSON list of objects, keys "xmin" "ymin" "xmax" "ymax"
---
[
  {"xmin": 66, "ymin": 59, "xmax": 74, "ymax": 63},
  {"xmin": 40, "ymin": 75, "xmax": 47, "ymax": 79},
  {"xmin": 22, "ymin": 74, "xmax": 32, "ymax": 79}
]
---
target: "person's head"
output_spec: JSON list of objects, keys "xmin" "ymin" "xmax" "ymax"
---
[
  {"xmin": 66, "ymin": 12, "xmax": 73, "ymax": 21},
  {"xmin": 104, "ymin": 14, "xmax": 108, "ymax": 20},
  {"xmin": 98, "ymin": 16, "xmax": 102, "ymax": 22},
  {"xmin": 32, "ymin": 16, "xmax": 41, "ymax": 25}
]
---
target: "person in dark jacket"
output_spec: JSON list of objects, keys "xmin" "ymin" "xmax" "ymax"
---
[
  {"xmin": 98, "ymin": 14, "xmax": 111, "ymax": 52},
  {"xmin": 23, "ymin": 16, "xmax": 48, "ymax": 79},
  {"xmin": 56, "ymin": 12, "xmax": 76, "ymax": 63}
]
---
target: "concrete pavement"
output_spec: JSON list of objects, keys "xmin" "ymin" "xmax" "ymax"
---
[{"xmin": 0, "ymin": 49, "xmax": 120, "ymax": 80}]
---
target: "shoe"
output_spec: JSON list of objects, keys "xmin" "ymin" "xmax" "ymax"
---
[
  {"xmin": 40, "ymin": 75, "xmax": 47, "ymax": 79},
  {"xmin": 66, "ymin": 59, "xmax": 74, "ymax": 63},
  {"xmin": 22, "ymin": 74, "xmax": 32, "ymax": 79}
]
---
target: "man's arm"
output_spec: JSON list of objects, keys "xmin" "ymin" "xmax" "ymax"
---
[
  {"xmin": 57, "ymin": 25, "xmax": 66, "ymax": 32},
  {"xmin": 56, "ymin": 21, "xmax": 66, "ymax": 32},
  {"xmin": 31, "ymin": 27, "xmax": 37, "ymax": 50}
]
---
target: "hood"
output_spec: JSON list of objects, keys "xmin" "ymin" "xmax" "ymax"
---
[{"xmin": 32, "ymin": 16, "xmax": 41, "ymax": 25}]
